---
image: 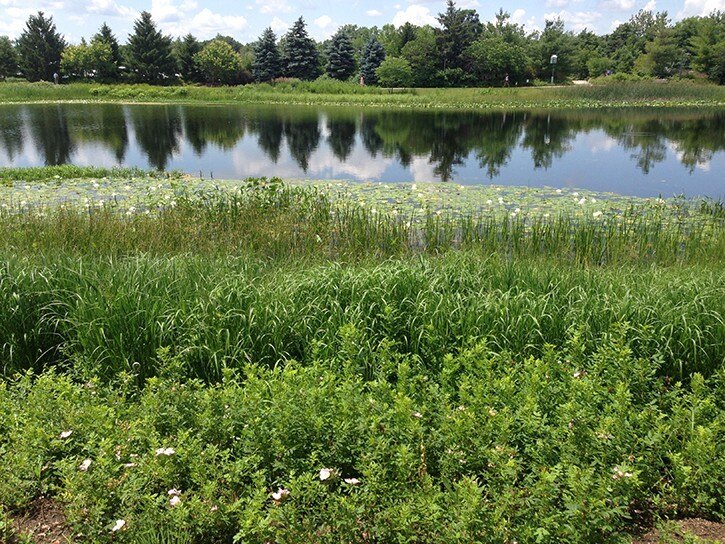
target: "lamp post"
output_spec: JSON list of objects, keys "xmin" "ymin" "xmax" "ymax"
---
[{"xmin": 550, "ymin": 54, "xmax": 558, "ymax": 84}]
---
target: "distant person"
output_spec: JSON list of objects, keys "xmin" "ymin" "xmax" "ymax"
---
[
  {"xmin": 359, "ymin": 75, "xmax": 365, "ymax": 86},
  {"xmin": 53, "ymin": 72, "xmax": 59, "ymax": 84},
  {"xmin": 503, "ymin": 73, "xmax": 510, "ymax": 87}
]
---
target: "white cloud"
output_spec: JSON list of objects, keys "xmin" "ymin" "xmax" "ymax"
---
[
  {"xmin": 544, "ymin": 9, "xmax": 602, "ymax": 31},
  {"xmin": 269, "ymin": 16, "xmax": 289, "ymax": 34},
  {"xmin": 314, "ymin": 15, "xmax": 333, "ymax": 29},
  {"xmin": 600, "ymin": 0, "xmax": 635, "ymax": 10},
  {"xmin": 87, "ymin": 0, "xmax": 136, "ymax": 18},
  {"xmin": 256, "ymin": 0, "xmax": 293, "ymax": 15},
  {"xmin": 643, "ymin": 0, "xmax": 656, "ymax": 10},
  {"xmin": 546, "ymin": 0, "xmax": 570, "ymax": 7},
  {"xmin": 157, "ymin": 5, "xmax": 248, "ymax": 38},
  {"xmin": 677, "ymin": 0, "xmax": 723, "ymax": 18},
  {"xmin": 392, "ymin": 4, "xmax": 439, "ymax": 27},
  {"xmin": 366, "ymin": 9, "xmax": 382, "ymax": 16},
  {"xmin": 456, "ymin": 0, "xmax": 479, "ymax": 7}
]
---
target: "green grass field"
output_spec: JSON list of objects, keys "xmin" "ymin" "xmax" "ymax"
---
[
  {"xmin": 0, "ymin": 170, "xmax": 723, "ymax": 543},
  {"xmin": 1, "ymin": 80, "xmax": 724, "ymax": 110}
]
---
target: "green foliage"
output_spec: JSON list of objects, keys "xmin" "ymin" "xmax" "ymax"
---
[
  {"xmin": 193, "ymin": 39, "xmax": 244, "ymax": 86},
  {"xmin": 587, "ymin": 56, "xmax": 613, "ymax": 78},
  {"xmin": 326, "ymin": 29, "xmax": 356, "ymax": 81},
  {"xmin": 252, "ymin": 28, "xmax": 280, "ymax": 83},
  {"xmin": 436, "ymin": 0, "xmax": 482, "ymax": 71},
  {"xmin": 375, "ymin": 57, "xmax": 414, "ymax": 87},
  {"xmin": 401, "ymin": 27, "xmax": 440, "ymax": 87},
  {"xmin": 0, "ymin": 36, "xmax": 19, "ymax": 80},
  {"xmin": 174, "ymin": 34, "xmax": 202, "ymax": 83},
  {"xmin": 360, "ymin": 37, "xmax": 386, "ymax": 86},
  {"xmin": 689, "ymin": 12, "xmax": 725, "ymax": 84},
  {"xmin": 61, "ymin": 39, "xmax": 113, "ymax": 80},
  {"xmin": 0, "ymin": 339, "xmax": 722, "ymax": 541},
  {"xmin": 281, "ymin": 17, "xmax": 319, "ymax": 81},
  {"xmin": 536, "ymin": 18, "xmax": 577, "ymax": 82},
  {"xmin": 127, "ymin": 11, "xmax": 176, "ymax": 84},
  {"xmin": 92, "ymin": 23, "xmax": 121, "ymax": 82},
  {"xmin": 466, "ymin": 36, "xmax": 531, "ymax": 85},
  {"xmin": 16, "ymin": 11, "xmax": 66, "ymax": 82}
]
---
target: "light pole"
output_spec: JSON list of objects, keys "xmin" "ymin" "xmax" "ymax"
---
[{"xmin": 550, "ymin": 54, "xmax": 558, "ymax": 84}]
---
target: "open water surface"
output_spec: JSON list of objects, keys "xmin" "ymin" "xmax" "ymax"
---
[{"xmin": 0, "ymin": 103, "xmax": 722, "ymax": 198}]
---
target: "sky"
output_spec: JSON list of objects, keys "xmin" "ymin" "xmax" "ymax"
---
[{"xmin": 0, "ymin": 0, "xmax": 722, "ymax": 44}]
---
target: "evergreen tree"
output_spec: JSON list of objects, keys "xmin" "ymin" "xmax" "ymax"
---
[
  {"xmin": 175, "ymin": 34, "xmax": 202, "ymax": 82},
  {"xmin": 253, "ymin": 27, "xmax": 281, "ymax": 82},
  {"xmin": 436, "ymin": 0, "xmax": 481, "ymax": 70},
  {"xmin": 92, "ymin": 22, "xmax": 121, "ymax": 81},
  {"xmin": 127, "ymin": 11, "xmax": 176, "ymax": 84},
  {"xmin": 360, "ymin": 37, "xmax": 386, "ymax": 85},
  {"xmin": 281, "ymin": 17, "xmax": 319, "ymax": 80},
  {"xmin": 326, "ymin": 29, "xmax": 355, "ymax": 80},
  {"xmin": 16, "ymin": 12, "xmax": 66, "ymax": 82},
  {"xmin": 0, "ymin": 36, "xmax": 19, "ymax": 80}
]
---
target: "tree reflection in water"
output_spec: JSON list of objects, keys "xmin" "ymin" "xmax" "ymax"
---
[{"xmin": 1, "ymin": 104, "xmax": 722, "ymax": 191}]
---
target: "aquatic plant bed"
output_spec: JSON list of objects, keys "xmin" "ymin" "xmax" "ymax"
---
[{"xmin": 1, "ymin": 170, "xmax": 723, "ymax": 543}]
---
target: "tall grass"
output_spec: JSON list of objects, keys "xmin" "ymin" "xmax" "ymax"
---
[
  {"xmin": 2, "ymin": 80, "xmax": 723, "ymax": 109},
  {"xmin": 0, "ymin": 165, "xmax": 173, "ymax": 184},
  {"xmin": 1, "ymin": 252, "xmax": 722, "ymax": 383},
  {"xmin": 1, "ymin": 185, "xmax": 723, "ymax": 265}
]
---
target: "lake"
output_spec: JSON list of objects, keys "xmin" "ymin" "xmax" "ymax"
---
[{"xmin": 0, "ymin": 103, "xmax": 722, "ymax": 198}]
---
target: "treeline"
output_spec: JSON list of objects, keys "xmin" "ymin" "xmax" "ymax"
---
[{"xmin": 0, "ymin": 1, "xmax": 723, "ymax": 86}]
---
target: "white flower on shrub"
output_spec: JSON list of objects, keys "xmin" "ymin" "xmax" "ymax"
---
[
  {"xmin": 319, "ymin": 468, "xmax": 333, "ymax": 481},
  {"xmin": 169, "ymin": 496, "xmax": 181, "ymax": 507},
  {"xmin": 271, "ymin": 487, "xmax": 290, "ymax": 503},
  {"xmin": 79, "ymin": 459, "xmax": 92, "ymax": 472},
  {"xmin": 168, "ymin": 488, "xmax": 181, "ymax": 496},
  {"xmin": 343, "ymin": 478, "xmax": 361, "ymax": 486},
  {"xmin": 155, "ymin": 447, "xmax": 175, "ymax": 456},
  {"xmin": 59, "ymin": 430, "xmax": 73, "ymax": 439},
  {"xmin": 111, "ymin": 519, "xmax": 126, "ymax": 532}
]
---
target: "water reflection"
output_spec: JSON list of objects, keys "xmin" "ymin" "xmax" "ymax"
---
[{"xmin": 0, "ymin": 104, "xmax": 722, "ymax": 197}]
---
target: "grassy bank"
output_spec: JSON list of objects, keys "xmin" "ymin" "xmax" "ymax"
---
[
  {"xmin": 1, "ymin": 80, "xmax": 723, "ymax": 109},
  {"xmin": 1, "ymin": 172, "xmax": 723, "ymax": 542}
]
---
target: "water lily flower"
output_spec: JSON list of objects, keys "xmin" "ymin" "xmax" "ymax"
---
[
  {"xmin": 79, "ymin": 459, "xmax": 92, "ymax": 472},
  {"xmin": 59, "ymin": 430, "xmax": 73, "ymax": 439},
  {"xmin": 111, "ymin": 519, "xmax": 126, "ymax": 532},
  {"xmin": 578, "ymin": 197, "xmax": 587, "ymax": 205},
  {"xmin": 486, "ymin": 199, "xmax": 493, "ymax": 205},
  {"xmin": 593, "ymin": 211, "xmax": 603, "ymax": 218},
  {"xmin": 556, "ymin": 189, "xmax": 562, "ymax": 194}
]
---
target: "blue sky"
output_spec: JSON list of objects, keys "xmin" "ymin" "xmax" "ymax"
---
[{"xmin": 1, "ymin": 0, "xmax": 722, "ymax": 43}]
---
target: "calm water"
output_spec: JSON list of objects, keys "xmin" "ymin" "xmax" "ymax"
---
[{"xmin": 0, "ymin": 103, "xmax": 723, "ymax": 198}]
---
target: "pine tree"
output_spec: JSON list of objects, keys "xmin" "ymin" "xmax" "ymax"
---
[
  {"xmin": 253, "ymin": 27, "xmax": 281, "ymax": 82},
  {"xmin": 360, "ymin": 37, "xmax": 386, "ymax": 85},
  {"xmin": 326, "ymin": 29, "xmax": 355, "ymax": 80},
  {"xmin": 0, "ymin": 36, "xmax": 19, "ymax": 80},
  {"xmin": 281, "ymin": 17, "xmax": 319, "ymax": 80},
  {"xmin": 175, "ymin": 34, "xmax": 202, "ymax": 82},
  {"xmin": 127, "ymin": 11, "xmax": 176, "ymax": 84},
  {"xmin": 16, "ymin": 12, "xmax": 66, "ymax": 82},
  {"xmin": 92, "ymin": 22, "xmax": 121, "ymax": 81},
  {"xmin": 436, "ymin": 0, "xmax": 482, "ymax": 70}
]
